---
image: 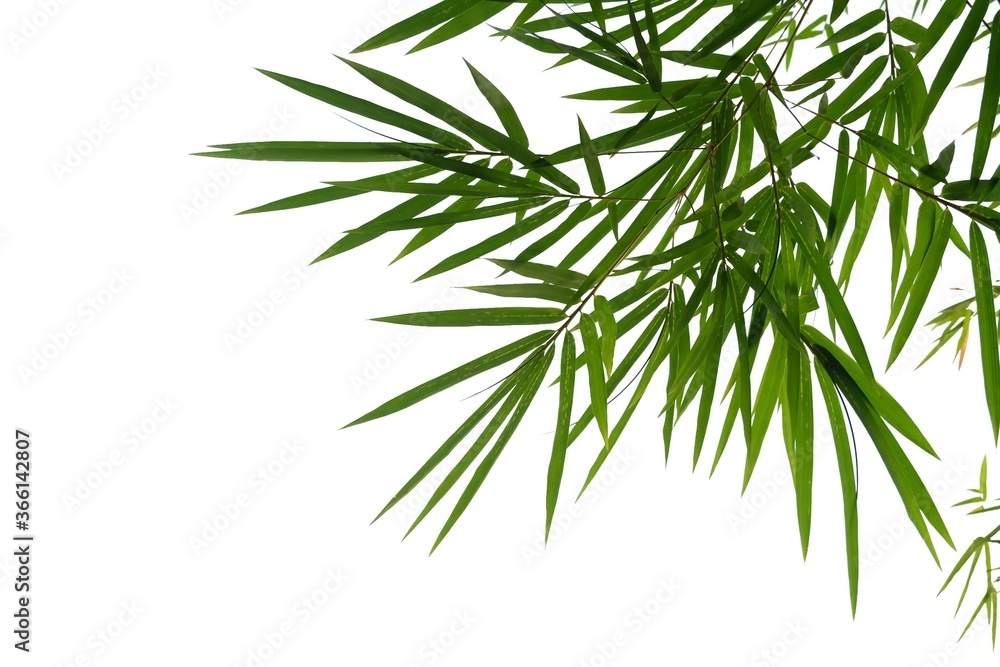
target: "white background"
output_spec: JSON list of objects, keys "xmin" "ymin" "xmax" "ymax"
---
[{"xmin": 4, "ymin": 0, "xmax": 1000, "ymax": 665}]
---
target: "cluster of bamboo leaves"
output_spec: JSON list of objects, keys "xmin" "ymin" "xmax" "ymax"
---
[
  {"xmin": 200, "ymin": 0, "xmax": 1000, "ymax": 617},
  {"xmin": 941, "ymin": 457, "xmax": 1000, "ymax": 647}
]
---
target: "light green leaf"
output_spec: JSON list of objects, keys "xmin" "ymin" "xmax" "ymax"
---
[
  {"xmin": 970, "ymin": 223, "xmax": 1000, "ymax": 442},
  {"xmin": 372, "ymin": 307, "xmax": 565, "ymax": 327},
  {"xmin": 345, "ymin": 330, "xmax": 551, "ymax": 427},
  {"xmin": 546, "ymin": 333, "xmax": 576, "ymax": 542},
  {"xmin": 580, "ymin": 313, "xmax": 610, "ymax": 447}
]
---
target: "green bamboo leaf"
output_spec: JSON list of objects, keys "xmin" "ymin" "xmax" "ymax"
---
[
  {"xmin": 490, "ymin": 259, "xmax": 587, "ymax": 289},
  {"xmin": 890, "ymin": 17, "xmax": 926, "ymax": 44},
  {"xmin": 839, "ymin": 42, "xmax": 870, "ymax": 79},
  {"xmin": 888, "ymin": 209, "xmax": 953, "ymax": 367},
  {"xmin": 465, "ymin": 60, "xmax": 531, "ymax": 146},
  {"xmin": 338, "ymin": 57, "xmax": 581, "ymax": 193},
  {"xmin": 973, "ymin": 15, "xmax": 1000, "ymax": 181},
  {"xmin": 802, "ymin": 325, "xmax": 939, "ymax": 458},
  {"xmin": 579, "ymin": 309, "xmax": 673, "ymax": 495},
  {"xmin": 577, "ymin": 116, "xmax": 606, "ymax": 196},
  {"xmin": 195, "ymin": 141, "xmax": 450, "ymax": 162},
  {"xmin": 814, "ymin": 361, "xmax": 859, "ymax": 616},
  {"xmin": 589, "ymin": 0, "xmax": 606, "ymax": 32},
  {"xmin": 344, "ymin": 197, "xmax": 549, "ymax": 234},
  {"xmin": 417, "ymin": 200, "xmax": 570, "ymax": 280},
  {"xmin": 492, "ymin": 26, "xmax": 648, "ymax": 84},
  {"xmin": 406, "ymin": 360, "xmax": 535, "ymax": 538},
  {"xmin": 794, "ymin": 358, "xmax": 815, "ymax": 560},
  {"xmin": 729, "ymin": 269, "xmax": 753, "ymax": 453},
  {"xmin": 372, "ymin": 307, "xmax": 565, "ymax": 327},
  {"xmin": 378, "ymin": 142, "xmax": 558, "ymax": 193},
  {"xmin": 819, "ymin": 10, "xmax": 885, "ymax": 47},
  {"xmin": 727, "ymin": 251, "xmax": 805, "ymax": 353},
  {"xmin": 545, "ymin": 9, "xmax": 637, "ymax": 68},
  {"xmin": 431, "ymin": 345, "xmax": 554, "ymax": 553},
  {"xmin": 510, "ymin": 0, "xmax": 544, "ymax": 31},
  {"xmin": 627, "ymin": 0, "xmax": 660, "ymax": 92},
  {"xmin": 621, "ymin": 230, "xmax": 719, "ymax": 274},
  {"xmin": 255, "ymin": 69, "xmax": 473, "ymax": 150},
  {"xmin": 784, "ymin": 203, "xmax": 875, "ymax": 381},
  {"xmin": 939, "ymin": 538, "xmax": 982, "ymax": 604},
  {"xmin": 970, "ymin": 223, "xmax": 1000, "ymax": 442},
  {"xmin": 371, "ymin": 370, "xmax": 521, "ymax": 522},
  {"xmin": 888, "ymin": 198, "xmax": 936, "ymax": 330},
  {"xmin": 980, "ymin": 455, "xmax": 989, "ymax": 498},
  {"xmin": 593, "ymin": 295, "xmax": 617, "ymax": 376},
  {"xmin": 353, "ymin": 0, "xmax": 482, "ymax": 52},
  {"xmin": 693, "ymin": 268, "xmax": 728, "ymax": 468},
  {"xmin": 910, "ymin": 0, "xmax": 990, "ymax": 145},
  {"xmin": 812, "ymin": 344, "xmax": 953, "ymax": 560},
  {"xmin": 344, "ymin": 330, "xmax": 551, "ymax": 427},
  {"xmin": 914, "ymin": 0, "xmax": 966, "ymax": 62},
  {"xmin": 744, "ymin": 338, "xmax": 787, "ymax": 489},
  {"xmin": 958, "ymin": 592, "xmax": 991, "ymax": 640},
  {"xmin": 392, "ymin": 167, "xmax": 493, "ymax": 262},
  {"xmin": 920, "ymin": 141, "xmax": 955, "ymax": 183},
  {"xmin": 316, "ymin": 165, "xmax": 486, "ymax": 263},
  {"xmin": 410, "ymin": 2, "xmax": 506, "ymax": 52},
  {"xmin": 943, "ymin": 179, "xmax": 1000, "ymax": 202},
  {"xmin": 789, "ymin": 33, "xmax": 884, "ymax": 89},
  {"xmin": 682, "ymin": 0, "xmax": 787, "ymax": 64},
  {"xmin": 238, "ymin": 164, "xmax": 438, "ymax": 214},
  {"xmin": 546, "ymin": 333, "xmax": 576, "ymax": 542},
  {"xmin": 325, "ymin": 179, "xmax": 549, "ymax": 198},
  {"xmin": 580, "ymin": 313, "xmax": 610, "ymax": 447},
  {"xmin": 463, "ymin": 283, "xmax": 577, "ymax": 304}
]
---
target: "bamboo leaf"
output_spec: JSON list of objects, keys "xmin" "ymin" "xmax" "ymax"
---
[
  {"xmin": 580, "ymin": 313, "xmax": 610, "ymax": 447},
  {"xmin": 973, "ymin": 14, "xmax": 1000, "ymax": 181},
  {"xmin": 970, "ymin": 223, "xmax": 1000, "ymax": 442},
  {"xmin": 431, "ymin": 345, "xmax": 554, "ymax": 552},
  {"xmin": 546, "ymin": 333, "xmax": 576, "ymax": 542},
  {"xmin": 465, "ymin": 60, "xmax": 531, "ymax": 146},
  {"xmin": 372, "ymin": 307, "xmax": 565, "ymax": 327},
  {"xmin": 490, "ymin": 259, "xmax": 587, "ymax": 289},
  {"xmin": 345, "ymin": 330, "xmax": 551, "ymax": 427},
  {"xmin": 578, "ymin": 116, "xmax": 606, "ymax": 195},
  {"xmin": 815, "ymin": 361, "xmax": 859, "ymax": 616},
  {"xmin": 353, "ymin": 0, "xmax": 482, "ymax": 52},
  {"xmin": 255, "ymin": 69, "xmax": 473, "ymax": 149}
]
